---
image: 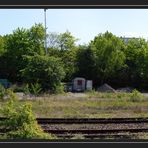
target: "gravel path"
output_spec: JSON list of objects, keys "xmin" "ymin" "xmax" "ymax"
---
[{"xmin": 41, "ymin": 123, "xmax": 148, "ymax": 130}]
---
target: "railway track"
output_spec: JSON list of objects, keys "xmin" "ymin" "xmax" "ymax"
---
[
  {"xmin": 38, "ymin": 117, "xmax": 148, "ymax": 139},
  {"xmin": 36, "ymin": 117, "xmax": 148, "ymax": 124},
  {"xmin": 0, "ymin": 117, "xmax": 148, "ymax": 124},
  {"xmin": 0, "ymin": 117, "xmax": 148, "ymax": 139}
]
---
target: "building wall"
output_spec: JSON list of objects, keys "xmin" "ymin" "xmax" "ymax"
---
[{"xmin": 73, "ymin": 77, "xmax": 86, "ymax": 92}]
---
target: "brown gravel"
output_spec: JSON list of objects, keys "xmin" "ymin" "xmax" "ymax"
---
[{"xmin": 41, "ymin": 123, "xmax": 148, "ymax": 130}]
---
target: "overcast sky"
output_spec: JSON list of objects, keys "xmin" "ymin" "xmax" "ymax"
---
[{"xmin": 1, "ymin": 9, "xmax": 148, "ymax": 44}]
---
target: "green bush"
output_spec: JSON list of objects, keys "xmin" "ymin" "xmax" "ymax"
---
[
  {"xmin": 21, "ymin": 55, "xmax": 65, "ymax": 93},
  {"xmin": 0, "ymin": 99, "xmax": 56, "ymax": 139},
  {"xmin": 23, "ymin": 84, "xmax": 30, "ymax": 95},
  {"xmin": 0, "ymin": 84, "xmax": 6, "ymax": 100},
  {"xmin": 86, "ymin": 89, "xmax": 97, "ymax": 95},
  {"xmin": 10, "ymin": 84, "xmax": 24, "ymax": 93},
  {"xmin": 5, "ymin": 89, "xmax": 18, "ymax": 101},
  {"xmin": 130, "ymin": 89, "xmax": 144, "ymax": 102},
  {"xmin": 23, "ymin": 83, "xmax": 42, "ymax": 96},
  {"xmin": 30, "ymin": 83, "xmax": 42, "ymax": 96},
  {"xmin": 53, "ymin": 83, "xmax": 65, "ymax": 94}
]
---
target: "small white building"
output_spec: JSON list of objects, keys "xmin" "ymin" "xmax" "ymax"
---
[
  {"xmin": 72, "ymin": 77, "xmax": 86, "ymax": 92},
  {"xmin": 86, "ymin": 80, "xmax": 93, "ymax": 91},
  {"xmin": 72, "ymin": 77, "xmax": 93, "ymax": 92}
]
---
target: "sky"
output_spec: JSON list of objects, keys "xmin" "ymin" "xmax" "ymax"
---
[{"xmin": 1, "ymin": 9, "xmax": 148, "ymax": 44}]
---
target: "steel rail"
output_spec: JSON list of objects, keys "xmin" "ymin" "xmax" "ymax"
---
[
  {"xmin": 36, "ymin": 117, "xmax": 148, "ymax": 124},
  {"xmin": 0, "ymin": 117, "xmax": 148, "ymax": 124},
  {"xmin": 43, "ymin": 128, "xmax": 148, "ymax": 134}
]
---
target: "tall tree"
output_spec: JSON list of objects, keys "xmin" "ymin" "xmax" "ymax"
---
[
  {"xmin": 21, "ymin": 55, "xmax": 65, "ymax": 92},
  {"xmin": 28, "ymin": 23, "xmax": 45, "ymax": 55},
  {"xmin": 2, "ymin": 24, "xmax": 45, "ymax": 82},
  {"xmin": 0, "ymin": 35, "xmax": 5, "ymax": 55},
  {"xmin": 76, "ymin": 45, "xmax": 96, "ymax": 80},
  {"xmin": 90, "ymin": 31, "xmax": 126, "ymax": 85},
  {"xmin": 47, "ymin": 31, "xmax": 79, "ymax": 81},
  {"xmin": 124, "ymin": 38, "xmax": 148, "ymax": 87}
]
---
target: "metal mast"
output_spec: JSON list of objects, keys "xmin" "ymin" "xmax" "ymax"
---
[{"xmin": 44, "ymin": 9, "xmax": 48, "ymax": 55}]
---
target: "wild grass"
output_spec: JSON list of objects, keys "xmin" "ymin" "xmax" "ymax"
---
[{"xmin": 0, "ymin": 91, "xmax": 147, "ymax": 118}]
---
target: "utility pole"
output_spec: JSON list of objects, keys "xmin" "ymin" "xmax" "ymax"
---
[{"xmin": 44, "ymin": 9, "xmax": 48, "ymax": 55}]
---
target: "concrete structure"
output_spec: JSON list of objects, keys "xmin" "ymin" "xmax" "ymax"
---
[{"xmin": 86, "ymin": 80, "xmax": 93, "ymax": 91}]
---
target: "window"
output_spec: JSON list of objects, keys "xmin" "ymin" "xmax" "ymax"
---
[{"xmin": 77, "ymin": 80, "xmax": 82, "ymax": 86}]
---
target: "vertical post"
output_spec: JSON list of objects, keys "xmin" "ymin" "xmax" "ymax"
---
[{"xmin": 44, "ymin": 9, "xmax": 48, "ymax": 55}]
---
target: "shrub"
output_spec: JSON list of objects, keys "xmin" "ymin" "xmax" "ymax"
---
[
  {"xmin": 30, "ymin": 83, "xmax": 42, "ymax": 96},
  {"xmin": 5, "ymin": 89, "xmax": 18, "ymax": 101},
  {"xmin": 0, "ymin": 84, "xmax": 6, "ymax": 100},
  {"xmin": 0, "ymin": 98, "xmax": 56, "ymax": 139},
  {"xmin": 9, "ymin": 84, "xmax": 24, "ymax": 93},
  {"xmin": 53, "ymin": 83, "xmax": 65, "ymax": 94},
  {"xmin": 21, "ymin": 55, "xmax": 65, "ymax": 93},
  {"xmin": 23, "ymin": 83, "xmax": 42, "ymax": 97},
  {"xmin": 86, "ymin": 89, "xmax": 97, "ymax": 95},
  {"xmin": 130, "ymin": 89, "xmax": 144, "ymax": 102},
  {"xmin": 23, "ymin": 83, "xmax": 30, "ymax": 95}
]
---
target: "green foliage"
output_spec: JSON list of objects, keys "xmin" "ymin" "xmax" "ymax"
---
[
  {"xmin": 23, "ymin": 84, "xmax": 30, "ymax": 95},
  {"xmin": 47, "ymin": 31, "xmax": 78, "ymax": 50},
  {"xmin": 29, "ymin": 83, "xmax": 42, "ymax": 96},
  {"xmin": 9, "ymin": 84, "xmax": 24, "ymax": 92},
  {"xmin": 4, "ymin": 28, "xmax": 32, "ymax": 81},
  {"xmin": 53, "ymin": 83, "xmax": 65, "ymax": 94},
  {"xmin": 61, "ymin": 48, "xmax": 78, "ymax": 81},
  {"xmin": 0, "ymin": 86, "xmax": 19, "ymax": 101},
  {"xmin": 1, "ymin": 24, "xmax": 45, "ymax": 82},
  {"xmin": 86, "ymin": 91, "xmax": 131, "ymax": 100},
  {"xmin": 130, "ymin": 89, "xmax": 144, "ymax": 102},
  {"xmin": 21, "ymin": 55, "xmax": 65, "ymax": 93},
  {"xmin": 5, "ymin": 89, "xmax": 18, "ymax": 101},
  {"xmin": 47, "ymin": 31, "xmax": 78, "ymax": 81},
  {"xmin": 22, "ymin": 83, "xmax": 42, "ymax": 96},
  {"xmin": 0, "ymin": 99, "xmax": 55, "ymax": 139},
  {"xmin": 90, "ymin": 31, "xmax": 126, "ymax": 84},
  {"xmin": 76, "ymin": 45, "xmax": 96, "ymax": 80},
  {"xmin": 0, "ymin": 35, "xmax": 5, "ymax": 55},
  {"xmin": 28, "ymin": 23, "xmax": 45, "ymax": 55},
  {"xmin": 124, "ymin": 38, "xmax": 148, "ymax": 87},
  {"xmin": 1, "ymin": 25, "xmax": 148, "ymax": 91},
  {"xmin": 0, "ymin": 84, "xmax": 6, "ymax": 100}
]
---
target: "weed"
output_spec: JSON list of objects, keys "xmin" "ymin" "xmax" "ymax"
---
[
  {"xmin": 5, "ymin": 89, "xmax": 18, "ymax": 101},
  {"xmin": 9, "ymin": 84, "xmax": 24, "ymax": 92},
  {"xmin": 0, "ymin": 84, "xmax": 6, "ymax": 100},
  {"xmin": 71, "ymin": 134, "xmax": 85, "ymax": 139},
  {"xmin": 0, "ymin": 98, "xmax": 56, "ymax": 139},
  {"xmin": 130, "ymin": 89, "xmax": 144, "ymax": 102},
  {"xmin": 23, "ymin": 84, "xmax": 30, "ymax": 95},
  {"xmin": 30, "ymin": 83, "xmax": 42, "ymax": 96},
  {"xmin": 53, "ymin": 83, "xmax": 65, "ymax": 94}
]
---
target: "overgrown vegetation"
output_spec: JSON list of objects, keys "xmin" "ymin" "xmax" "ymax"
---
[
  {"xmin": 130, "ymin": 89, "xmax": 144, "ymax": 102},
  {"xmin": 21, "ymin": 54, "xmax": 65, "ymax": 93},
  {"xmin": 28, "ymin": 83, "xmax": 42, "ymax": 96},
  {"xmin": 0, "ymin": 23, "xmax": 148, "ymax": 140},
  {"xmin": 0, "ymin": 92, "xmax": 146, "ymax": 118},
  {"xmin": 0, "ymin": 84, "xmax": 6, "ymax": 100},
  {"xmin": 0, "ymin": 98, "xmax": 56, "ymax": 139},
  {"xmin": 0, "ymin": 86, "xmax": 147, "ymax": 119},
  {"xmin": 1, "ymin": 24, "xmax": 148, "ymax": 92}
]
